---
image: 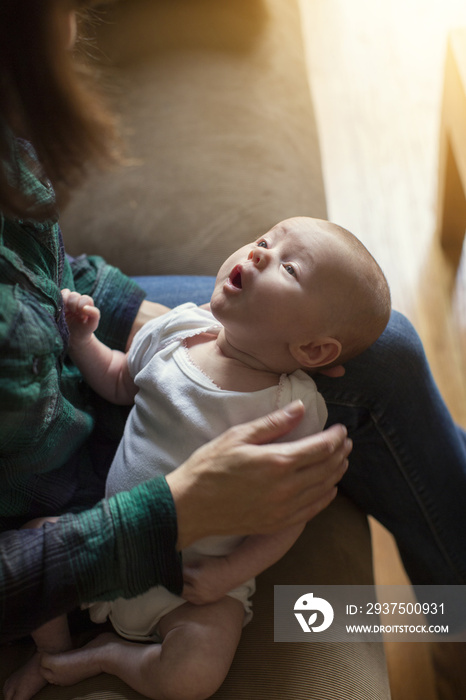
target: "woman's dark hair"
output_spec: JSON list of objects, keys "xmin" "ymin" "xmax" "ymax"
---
[{"xmin": 0, "ymin": 0, "xmax": 117, "ymax": 218}]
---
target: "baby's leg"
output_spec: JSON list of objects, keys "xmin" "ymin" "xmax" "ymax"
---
[
  {"xmin": 3, "ymin": 517, "xmax": 72, "ymax": 700},
  {"xmin": 42, "ymin": 596, "xmax": 245, "ymax": 700}
]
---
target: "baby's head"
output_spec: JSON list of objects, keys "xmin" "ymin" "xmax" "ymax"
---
[
  {"xmin": 210, "ymin": 217, "xmax": 391, "ymax": 373},
  {"xmin": 296, "ymin": 217, "xmax": 391, "ymax": 366}
]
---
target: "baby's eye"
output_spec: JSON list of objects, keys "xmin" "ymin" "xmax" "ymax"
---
[
  {"xmin": 257, "ymin": 240, "xmax": 268, "ymax": 248},
  {"xmin": 284, "ymin": 264, "xmax": 296, "ymax": 277}
]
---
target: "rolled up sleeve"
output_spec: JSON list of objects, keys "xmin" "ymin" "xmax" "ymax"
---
[{"xmin": 0, "ymin": 476, "xmax": 182, "ymax": 643}]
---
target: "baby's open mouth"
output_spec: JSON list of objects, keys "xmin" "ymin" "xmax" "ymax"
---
[{"xmin": 229, "ymin": 265, "xmax": 242, "ymax": 289}]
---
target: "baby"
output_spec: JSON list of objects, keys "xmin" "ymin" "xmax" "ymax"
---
[{"xmin": 9, "ymin": 217, "xmax": 391, "ymax": 700}]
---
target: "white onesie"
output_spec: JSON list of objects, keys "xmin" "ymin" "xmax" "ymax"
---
[{"xmin": 90, "ymin": 303, "xmax": 328, "ymax": 641}]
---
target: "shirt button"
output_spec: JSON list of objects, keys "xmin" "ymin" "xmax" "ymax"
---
[{"xmin": 32, "ymin": 356, "xmax": 43, "ymax": 376}]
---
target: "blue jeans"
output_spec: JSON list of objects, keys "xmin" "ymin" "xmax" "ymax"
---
[
  {"xmin": 135, "ymin": 276, "xmax": 466, "ymax": 587},
  {"xmin": 315, "ymin": 310, "xmax": 466, "ymax": 588},
  {"xmin": 132, "ymin": 275, "xmax": 216, "ymax": 308}
]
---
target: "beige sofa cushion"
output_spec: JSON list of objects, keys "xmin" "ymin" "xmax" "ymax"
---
[{"xmin": 62, "ymin": 0, "xmax": 327, "ymax": 277}]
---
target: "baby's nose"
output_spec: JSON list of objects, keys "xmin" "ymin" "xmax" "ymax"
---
[{"xmin": 248, "ymin": 248, "xmax": 268, "ymax": 268}]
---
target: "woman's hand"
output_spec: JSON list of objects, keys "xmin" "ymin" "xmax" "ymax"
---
[{"xmin": 166, "ymin": 400, "xmax": 351, "ymax": 550}]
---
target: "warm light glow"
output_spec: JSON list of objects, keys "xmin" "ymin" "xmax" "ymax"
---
[{"xmin": 298, "ymin": 0, "xmax": 466, "ymax": 307}]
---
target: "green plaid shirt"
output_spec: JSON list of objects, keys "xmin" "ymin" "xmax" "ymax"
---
[{"xmin": 0, "ymin": 139, "xmax": 182, "ymax": 642}]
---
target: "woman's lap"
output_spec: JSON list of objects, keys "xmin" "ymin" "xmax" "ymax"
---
[
  {"xmin": 315, "ymin": 310, "xmax": 466, "ymax": 586},
  {"xmin": 133, "ymin": 275, "xmax": 215, "ymax": 307}
]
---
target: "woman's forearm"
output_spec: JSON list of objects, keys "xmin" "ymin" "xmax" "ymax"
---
[
  {"xmin": 125, "ymin": 300, "xmax": 170, "ymax": 351},
  {"xmin": 0, "ymin": 478, "xmax": 181, "ymax": 644}
]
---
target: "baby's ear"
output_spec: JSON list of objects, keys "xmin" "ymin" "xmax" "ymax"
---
[{"xmin": 290, "ymin": 337, "xmax": 342, "ymax": 369}]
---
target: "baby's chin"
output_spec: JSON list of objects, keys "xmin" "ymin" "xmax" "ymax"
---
[{"xmin": 207, "ymin": 290, "xmax": 223, "ymax": 323}]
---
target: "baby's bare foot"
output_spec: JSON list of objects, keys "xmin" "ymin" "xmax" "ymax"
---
[
  {"xmin": 3, "ymin": 652, "xmax": 47, "ymax": 700},
  {"xmin": 40, "ymin": 632, "xmax": 120, "ymax": 687}
]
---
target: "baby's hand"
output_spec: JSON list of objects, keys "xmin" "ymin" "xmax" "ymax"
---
[{"xmin": 61, "ymin": 289, "xmax": 100, "ymax": 346}]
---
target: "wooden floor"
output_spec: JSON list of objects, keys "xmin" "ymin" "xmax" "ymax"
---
[{"xmin": 298, "ymin": 1, "xmax": 466, "ymax": 698}]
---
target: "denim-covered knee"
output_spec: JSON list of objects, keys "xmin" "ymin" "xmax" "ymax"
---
[
  {"xmin": 381, "ymin": 309, "xmax": 424, "ymax": 352},
  {"xmin": 374, "ymin": 310, "xmax": 427, "ymax": 366},
  {"xmin": 349, "ymin": 309, "xmax": 434, "ymax": 401},
  {"xmin": 315, "ymin": 309, "xmax": 431, "ymax": 403}
]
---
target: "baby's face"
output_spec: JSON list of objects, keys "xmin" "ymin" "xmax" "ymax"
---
[{"xmin": 210, "ymin": 217, "xmax": 346, "ymax": 356}]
